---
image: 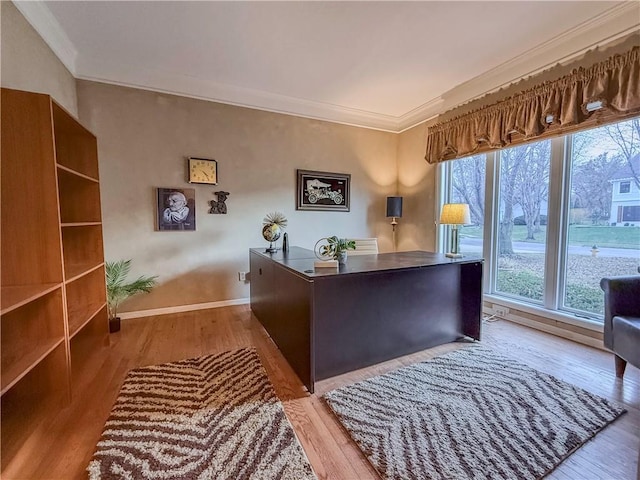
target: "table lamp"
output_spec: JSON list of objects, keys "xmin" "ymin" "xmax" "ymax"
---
[{"xmin": 440, "ymin": 203, "xmax": 470, "ymax": 258}]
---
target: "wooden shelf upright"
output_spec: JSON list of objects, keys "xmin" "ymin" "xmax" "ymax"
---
[{"xmin": 1, "ymin": 88, "xmax": 109, "ymax": 472}]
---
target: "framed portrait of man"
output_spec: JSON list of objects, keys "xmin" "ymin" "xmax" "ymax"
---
[{"xmin": 156, "ymin": 187, "xmax": 196, "ymax": 231}]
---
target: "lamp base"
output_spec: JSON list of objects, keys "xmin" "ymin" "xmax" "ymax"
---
[{"xmin": 445, "ymin": 252, "xmax": 463, "ymax": 258}]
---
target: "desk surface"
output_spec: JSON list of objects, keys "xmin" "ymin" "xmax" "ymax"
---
[{"xmin": 250, "ymin": 246, "xmax": 482, "ymax": 279}]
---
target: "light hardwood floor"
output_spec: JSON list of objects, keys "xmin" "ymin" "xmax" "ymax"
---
[{"xmin": 3, "ymin": 305, "xmax": 639, "ymax": 479}]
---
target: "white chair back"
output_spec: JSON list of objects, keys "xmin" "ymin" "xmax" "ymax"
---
[{"xmin": 349, "ymin": 238, "xmax": 379, "ymax": 255}]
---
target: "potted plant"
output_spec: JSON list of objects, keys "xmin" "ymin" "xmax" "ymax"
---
[
  {"xmin": 320, "ymin": 236, "xmax": 356, "ymax": 264},
  {"xmin": 106, "ymin": 259, "xmax": 157, "ymax": 333}
]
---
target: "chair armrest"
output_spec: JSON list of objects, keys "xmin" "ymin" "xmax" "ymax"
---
[{"xmin": 600, "ymin": 275, "xmax": 640, "ymax": 348}]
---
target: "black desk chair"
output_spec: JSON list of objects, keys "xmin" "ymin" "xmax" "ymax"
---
[{"xmin": 600, "ymin": 273, "xmax": 640, "ymax": 378}]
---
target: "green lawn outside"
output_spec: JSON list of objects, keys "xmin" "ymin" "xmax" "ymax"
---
[
  {"xmin": 568, "ymin": 225, "xmax": 640, "ymax": 249},
  {"xmin": 496, "ymin": 269, "xmax": 604, "ymax": 314},
  {"xmin": 460, "ymin": 225, "xmax": 640, "ymax": 249}
]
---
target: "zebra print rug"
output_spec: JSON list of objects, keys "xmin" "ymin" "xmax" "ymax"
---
[
  {"xmin": 88, "ymin": 348, "xmax": 316, "ymax": 480},
  {"xmin": 324, "ymin": 345, "xmax": 625, "ymax": 480}
]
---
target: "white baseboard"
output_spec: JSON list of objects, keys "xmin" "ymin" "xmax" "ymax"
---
[
  {"xmin": 121, "ymin": 299, "xmax": 604, "ymax": 351},
  {"xmin": 494, "ymin": 312, "xmax": 605, "ymax": 351},
  {"xmin": 119, "ymin": 298, "xmax": 250, "ymax": 320}
]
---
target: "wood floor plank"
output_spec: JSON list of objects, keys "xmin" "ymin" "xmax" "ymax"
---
[
  {"xmin": 308, "ymin": 396, "xmax": 378, "ymax": 479},
  {"xmin": 1, "ymin": 308, "xmax": 638, "ymax": 479}
]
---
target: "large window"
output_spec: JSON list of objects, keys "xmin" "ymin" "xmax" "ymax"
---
[
  {"xmin": 496, "ymin": 141, "xmax": 550, "ymax": 303},
  {"xmin": 562, "ymin": 120, "xmax": 640, "ymax": 316},
  {"xmin": 440, "ymin": 117, "xmax": 640, "ymax": 321}
]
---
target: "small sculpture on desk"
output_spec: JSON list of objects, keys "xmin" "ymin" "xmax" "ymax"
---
[
  {"xmin": 315, "ymin": 236, "xmax": 355, "ymax": 265},
  {"xmin": 282, "ymin": 232, "xmax": 289, "ymax": 252},
  {"xmin": 262, "ymin": 212, "xmax": 287, "ymax": 253}
]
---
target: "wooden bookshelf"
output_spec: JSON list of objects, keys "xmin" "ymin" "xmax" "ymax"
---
[
  {"xmin": 1, "ymin": 90, "xmax": 64, "ymax": 288},
  {"xmin": 70, "ymin": 307, "xmax": 109, "ymax": 386},
  {"xmin": 61, "ymin": 224, "xmax": 105, "ymax": 280},
  {"xmin": 57, "ymin": 168, "xmax": 102, "ymax": 224},
  {"xmin": 66, "ymin": 266, "xmax": 107, "ymax": 337},
  {"xmin": 1, "ymin": 289, "xmax": 66, "ymax": 394},
  {"xmin": 1, "ymin": 283, "xmax": 62, "ymax": 315},
  {"xmin": 52, "ymin": 102, "xmax": 99, "ymax": 179},
  {"xmin": 1, "ymin": 88, "xmax": 108, "ymax": 472},
  {"xmin": 1, "ymin": 343, "xmax": 68, "ymax": 472}
]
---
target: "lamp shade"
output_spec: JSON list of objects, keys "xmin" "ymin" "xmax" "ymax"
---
[
  {"xmin": 386, "ymin": 196, "xmax": 403, "ymax": 218},
  {"xmin": 440, "ymin": 203, "xmax": 471, "ymax": 225}
]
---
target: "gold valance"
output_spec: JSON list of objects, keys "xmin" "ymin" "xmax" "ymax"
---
[{"xmin": 425, "ymin": 45, "xmax": 640, "ymax": 164}]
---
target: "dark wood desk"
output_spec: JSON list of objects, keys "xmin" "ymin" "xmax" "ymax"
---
[{"xmin": 250, "ymin": 247, "xmax": 483, "ymax": 393}]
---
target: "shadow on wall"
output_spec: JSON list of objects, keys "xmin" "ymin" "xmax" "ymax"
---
[
  {"xmin": 365, "ymin": 196, "xmax": 395, "ymax": 253},
  {"xmin": 397, "ymin": 166, "xmax": 437, "ymax": 253}
]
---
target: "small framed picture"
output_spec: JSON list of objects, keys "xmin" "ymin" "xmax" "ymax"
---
[
  {"xmin": 296, "ymin": 169, "xmax": 350, "ymax": 212},
  {"xmin": 156, "ymin": 187, "xmax": 196, "ymax": 231}
]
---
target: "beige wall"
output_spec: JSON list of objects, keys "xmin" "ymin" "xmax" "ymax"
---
[
  {"xmin": 396, "ymin": 122, "xmax": 437, "ymax": 252},
  {"xmin": 0, "ymin": 1, "xmax": 78, "ymax": 116},
  {"xmin": 76, "ymin": 81, "xmax": 399, "ymax": 313},
  {"xmin": 2, "ymin": 2, "xmax": 437, "ymax": 315}
]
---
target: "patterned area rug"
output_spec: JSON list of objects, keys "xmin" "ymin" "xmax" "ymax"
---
[
  {"xmin": 324, "ymin": 345, "xmax": 626, "ymax": 480},
  {"xmin": 88, "ymin": 348, "xmax": 316, "ymax": 480}
]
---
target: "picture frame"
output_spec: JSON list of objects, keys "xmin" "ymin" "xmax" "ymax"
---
[
  {"xmin": 296, "ymin": 169, "xmax": 350, "ymax": 212},
  {"xmin": 156, "ymin": 187, "xmax": 196, "ymax": 231}
]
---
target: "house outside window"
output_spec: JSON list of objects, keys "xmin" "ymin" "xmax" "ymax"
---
[
  {"xmin": 609, "ymin": 155, "xmax": 640, "ymax": 226},
  {"xmin": 440, "ymin": 117, "xmax": 640, "ymax": 322}
]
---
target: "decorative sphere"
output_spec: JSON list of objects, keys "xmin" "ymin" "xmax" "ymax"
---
[{"xmin": 262, "ymin": 223, "xmax": 281, "ymax": 242}]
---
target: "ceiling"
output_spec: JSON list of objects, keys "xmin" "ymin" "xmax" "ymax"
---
[{"xmin": 15, "ymin": 1, "xmax": 639, "ymax": 131}]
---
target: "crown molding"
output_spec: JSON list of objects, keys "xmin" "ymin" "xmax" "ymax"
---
[
  {"xmin": 75, "ymin": 56, "xmax": 401, "ymax": 132},
  {"xmin": 18, "ymin": 1, "xmax": 639, "ymax": 133},
  {"xmin": 428, "ymin": 2, "xmax": 640, "ymax": 125},
  {"xmin": 398, "ymin": 2, "xmax": 639, "ymax": 132},
  {"xmin": 12, "ymin": 0, "xmax": 77, "ymax": 75},
  {"xmin": 397, "ymin": 97, "xmax": 444, "ymax": 132}
]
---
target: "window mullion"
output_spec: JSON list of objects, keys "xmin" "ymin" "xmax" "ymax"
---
[
  {"xmin": 483, "ymin": 151, "xmax": 497, "ymax": 293},
  {"xmin": 488, "ymin": 150, "xmax": 501, "ymax": 294},
  {"xmin": 435, "ymin": 162, "xmax": 450, "ymax": 253},
  {"xmin": 543, "ymin": 136, "xmax": 568, "ymax": 309}
]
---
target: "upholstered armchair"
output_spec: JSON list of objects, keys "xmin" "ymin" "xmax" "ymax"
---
[{"xmin": 600, "ymin": 275, "xmax": 640, "ymax": 378}]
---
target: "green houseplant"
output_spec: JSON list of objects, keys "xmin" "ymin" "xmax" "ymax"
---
[
  {"xmin": 320, "ymin": 236, "xmax": 356, "ymax": 264},
  {"xmin": 106, "ymin": 259, "xmax": 157, "ymax": 332}
]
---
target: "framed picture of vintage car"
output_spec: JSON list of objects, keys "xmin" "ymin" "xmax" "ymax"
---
[{"xmin": 296, "ymin": 169, "xmax": 351, "ymax": 212}]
